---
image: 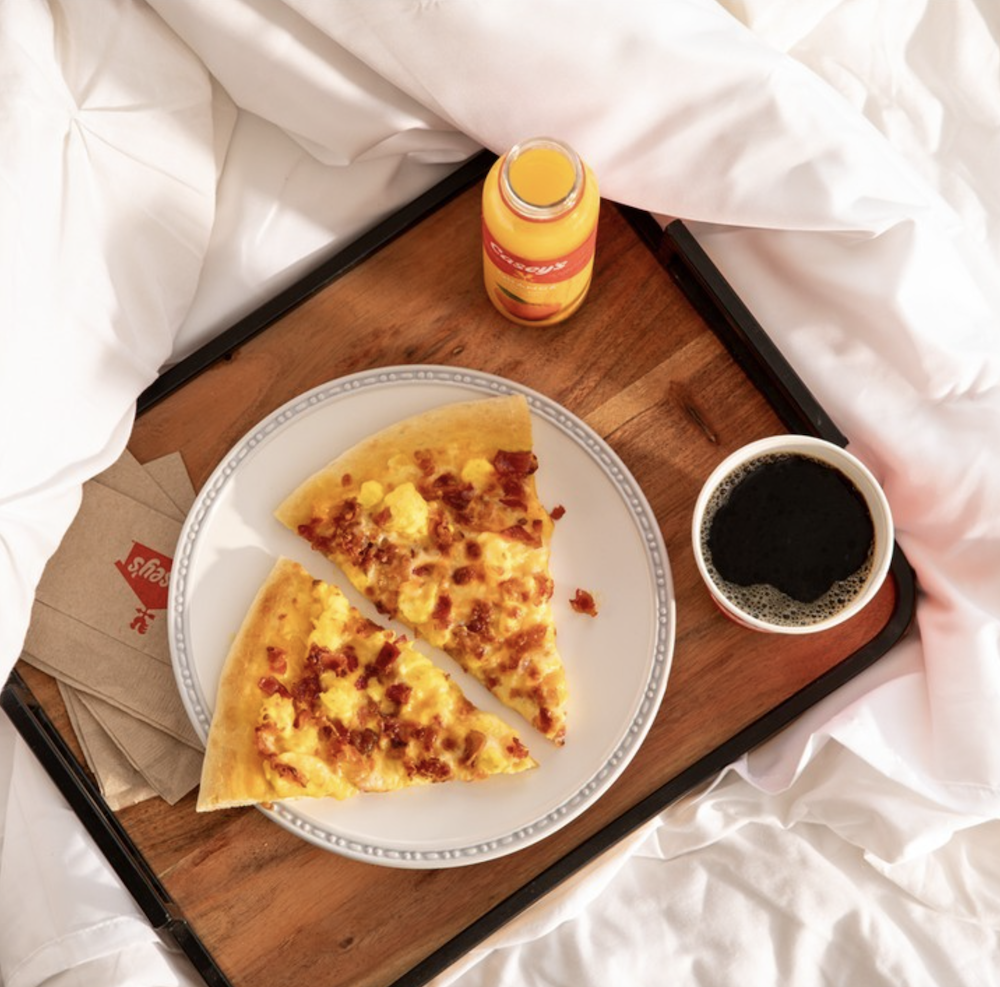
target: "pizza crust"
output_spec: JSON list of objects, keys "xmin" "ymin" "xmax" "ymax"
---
[{"xmin": 275, "ymin": 394, "xmax": 536, "ymax": 530}]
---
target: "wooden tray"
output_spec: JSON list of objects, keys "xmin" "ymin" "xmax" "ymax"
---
[{"xmin": 3, "ymin": 152, "xmax": 914, "ymax": 987}]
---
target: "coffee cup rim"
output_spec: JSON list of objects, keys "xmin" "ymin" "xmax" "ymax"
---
[{"xmin": 691, "ymin": 435, "xmax": 894, "ymax": 635}]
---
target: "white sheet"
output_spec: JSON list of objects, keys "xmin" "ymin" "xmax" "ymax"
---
[{"xmin": 2, "ymin": 1, "xmax": 999, "ymax": 984}]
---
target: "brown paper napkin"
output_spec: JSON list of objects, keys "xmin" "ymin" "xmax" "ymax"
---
[
  {"xmin": 22, "ymin": 450, "xmax": 204, "ymax": 807},
  {"xmin": 59, "ymin": 681, "xmax": 158, "ymax": 810},
  {"xmin": 32, "ymin": 480, "xmax": 179, "ymax": 660},
  {"xmin": 140, "ymin": 451, "xmax": 197, "ymax": 518},
  {"xmin": 75, "ymin": 691, "xmax": 203, "ymax": 805}
]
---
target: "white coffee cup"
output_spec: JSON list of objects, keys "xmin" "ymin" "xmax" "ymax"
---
[{"xmin": 691, "ymin": 435, "xmax": 894, "ymax": 634}]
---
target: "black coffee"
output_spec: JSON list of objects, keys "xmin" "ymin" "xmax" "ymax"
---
[{"xmin": 702, "ymin": 452, "xmax": 874, "ymax": 627}]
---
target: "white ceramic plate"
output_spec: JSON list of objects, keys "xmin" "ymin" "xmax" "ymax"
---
[{"xmin": 169, "ymin": 365, "xmax": 675, "ymax": 868}]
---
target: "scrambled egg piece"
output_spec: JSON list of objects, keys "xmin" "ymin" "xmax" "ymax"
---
[
  {"xmin": 479, "ymin": 531, "xmax": 525, "ymax": 580},
  {"xmin": 319, "ymin": 677, "xmax": 364, "ymax": 722},
  {"xmin": 396, "ymin": 649, "xmax": 455, "ymax": 726},
  {"xmin": 460, "ymin": 456, "xmax": 495, "ymax": 488},
  {"xmin": 397, "ymin": 576, "xmax": 438, "ymax": 624},
  {"xmin": 358, "ymin": 480, "xmax": 384, "ymax": 508},
  {"xmin": 312, "ymin": 584, "xmax": 351, "ymax": 638},
  {"xmin": 382, "ymin": 482, "xmax": 429, "ymax": 538}
]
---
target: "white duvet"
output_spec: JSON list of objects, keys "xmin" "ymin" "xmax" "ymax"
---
[{"xmin": 1, "ymin": 1, "xmax": 998, "ymax": 985}]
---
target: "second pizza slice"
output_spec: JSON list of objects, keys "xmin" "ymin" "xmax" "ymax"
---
[
  {"xmin": 275, "ymin": 394, "xmax": 569, "ymax": 745},
  {"xmin": 198, "ymin": 558, "xmax": 536, "ymax": 810}
]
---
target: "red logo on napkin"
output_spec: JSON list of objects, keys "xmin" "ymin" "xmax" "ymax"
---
[{"xmin": 114, "ymin": 541, "xmax": 172, "ymax": 635}]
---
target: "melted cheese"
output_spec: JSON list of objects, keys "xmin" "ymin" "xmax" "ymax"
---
[
  {"xmin": 386, "ymin": 453, "xmax": 414, "ymax": 476},
  {"xmin": 312, "ymin": 583, "xmax": 351, "ymax": 637},
  {"xmin": 475, "ymin": 745, "xmax": 508, "ymax": 774},
  {"xmin": 266, "ymin": 754, "xmax": 358, "ymax": 800},
  {"xmin": 261, "ymin": 693, "xmax": 295, "ymax": 733}
]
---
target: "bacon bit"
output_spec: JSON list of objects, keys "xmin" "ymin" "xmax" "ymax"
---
[
  {"xmin": 382, "ymin": 716, "xmax": 410, "ymax": 748},
  {"xmin": 292, "ymin": 673, "xmax": 321, "ymax": 704},
  {"xmin": 452, "ymin": 565, "xmax": 481, "ymax": 586},
  {"xmin": 325, "ymin": 499, "xmax": 357, "ymax": 526},
  {"xmin": 509, "ymin": 624, "xmax": 547, "ymax": 657},
  {"xmin": 375, "ymin": 640, "xmax": 400, "ymax": 674},
  {"xmin": 258, "ymin": 676, "xmax": 290, "ymax": 698},
  {"xmin": 499, "ymin": 475, "xmax": 522, "ymax": 495},
  {"xmin": 355, "ymin": 618, "xmax": 381, "ymax": 638},
  {"xmin": 500, "ymin": 496, "xmax": 528, "ymax": 511},
  {"xmin": 341, "ymin": 473, "xmax": 352, "ymax": 486},
  {"xmin": 312, "ymin": 644, "xmax": 359, "ymax": 677},
  {"xmin": 493, "ymin": 450, "xmax": 538, "ymax": 476},
  {"xmin": 442, "ymin": 486, "xmax": 474, "ymax": 513},
  {"xmin": 570, "ymin": 588, "xmax": 599, "ymax": 617},
  {"xmin": 255, "ymin": 724, "xmax": 279, "ymax": 756},
  {"xmin": 499, "ymin": 524, "xmax": 541, "ymax": 546},
  {"xmin": 414, "ymin": 450, "xmax": 436, "ymax": 475},
  {"xmin": 412, "ymin": 563, "xmax": 435, "ymax": 577},
  {"xmin": 350, "ymin": 728, "xmax": 379, "ymax": 755},
  {"xmin": 432, "ymin": 593, "xmax": 453, "ymax": 628},
  {"xmin": 506, "ymin": 737, "xmax": 530, "ymax": 760},
  {"xmin": 415, "ymin": 757, "xmax": 451, "ymax": 781},
  {"xmin": 355, "ymin": 663, "xmax": 377, "ymax": 691},
  {"xmin": 431, "ymin": 517, "xmax": 454, "ymax": 552},
  {"xmin": 266, "ymin": 646, "xmax": 287, "ymax": 675},
  {"xmin": 533, "ymin": 574, "xmax": 554, "ymax": 603},
  {"xmin": 550, "ymin": 504, "xmax": 566, "ymax": 520},
  {"xmin": 273, "ymin": 761, "xmax": 307, "ymax": 787},
  {"xmin": 465, "ymin": 540, "xmax": 483, "ymax": 560},
  {"xmin": 466, "ymin": 600, "xmax": 494, "ymax": 638},
  {"xmin": 460, "ymin": 730, "xmax": 487, "ymax": 766},
  {"xmin": 373, "ymin": 506, "xmax": 392, "ymax": 527},
  {"xmin": 385, "ymin": 682, "xmax": 412, "ymax": 706},
  {"xmin": 415, "ymin": 724, "xmax": 440, "ymax": 753},
  {"xmin": 299, "ymin": 500, "xmax": 366, "ymax": 562}
]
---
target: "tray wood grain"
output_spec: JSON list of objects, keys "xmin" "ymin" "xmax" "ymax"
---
[{"xmin": 15, "ymin": 178, "xmax": 907, "ymax": 987}]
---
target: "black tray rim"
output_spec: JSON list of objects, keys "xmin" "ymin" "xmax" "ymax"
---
[{"xmin": 3, "ymin": 150, "xmax": 916, "ymax": 987}]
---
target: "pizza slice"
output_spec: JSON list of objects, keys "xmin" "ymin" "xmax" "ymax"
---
[
  {"xmin": 275, "ymin": 394, "xmax": 569, "ymax": 745},
  {"xmin": 197, "ymin": 557, "xmax": 536, "ymax": 811}
]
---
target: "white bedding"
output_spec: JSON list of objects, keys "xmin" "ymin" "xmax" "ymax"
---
[{"xmin": 2, "ymin": 1, "xmax": 999, "ymax": 985}]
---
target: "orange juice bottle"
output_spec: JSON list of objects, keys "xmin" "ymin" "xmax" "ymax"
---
[{"xmin": 482, "ymin": 137, "xmax": 599, "ymax": 327}]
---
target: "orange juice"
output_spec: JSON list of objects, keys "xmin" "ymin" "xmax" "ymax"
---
[{"xmin": 482, "ymin": 138, "xmax": 599, "ymax": 327}]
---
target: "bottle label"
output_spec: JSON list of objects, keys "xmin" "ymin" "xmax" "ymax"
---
[{"xmin": 482, "ymin": 221, "xmax": 597, "ymax": 284}]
